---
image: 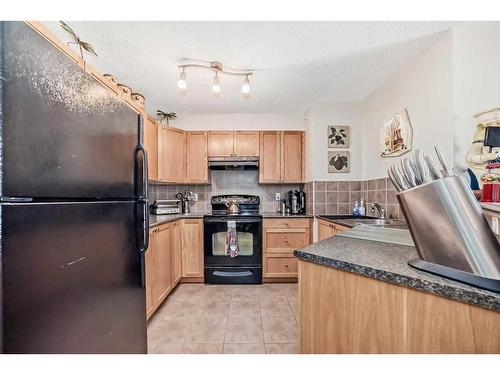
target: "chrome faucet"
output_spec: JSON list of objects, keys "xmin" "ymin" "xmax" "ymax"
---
[{"xmin": 370, "ymin": 202, "xmax": 386, "ymax": 219}]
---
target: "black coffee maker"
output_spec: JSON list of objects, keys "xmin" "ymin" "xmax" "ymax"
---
[{"xmin": 287, "ymin": 190, "xmax": 306, "ymax": 214}]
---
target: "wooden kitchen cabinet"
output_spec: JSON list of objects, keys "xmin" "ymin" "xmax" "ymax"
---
[
  {"xmin": 317, "ymin": 219, "xmax": 348, "ymax": 241},
  {"xmin": 260, "ymin": 131, "xmax": 304, "ymax": 183},
  {"xmin": 263, "ymin": 218, "xmax": 311, "ymax": 280},
  {"xmin": 144, "ymin": 116, "xmax": 158, "ymax": 181},
  {"xmin": 208, "ymin": 131, "xmax": 234, "ymax": 157},
  {"xmin": 181, "ymin": 219, "xmax": 204, "ymax": 279},
  {"xmin": 299, "ymin": 260, "xmax": 500, "ymax": 353},
  {"xmin": 208, "ymin": 131, "xmax": 260, "ymax": 157},
  {"xmin": 158, "ymin": 126, "xmax": 186, "ymax": 183},
  {"xmin": 234, "ymin": 131, "xmax": 260, "ymax": 156},
  {"xmin": 172, "ymin": 220, "xmax": 183, "ymax": 285},
  {"xmin": 259, "ymin": 131, "xmax": 282, "ymax": 183},
  {"xmin": 153, "ymin": 223, "xmax": 173, "ymax": 307},
  {"xmin": 186, "ymin": 131, "xmax": 208, "ymax": 183},
  {"xmin": 281, "ymin": 131, "xmax": 304, "ymax": 182}
]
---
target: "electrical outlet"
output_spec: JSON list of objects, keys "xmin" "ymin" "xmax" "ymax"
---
[
  {"xmin": 275, "ymin": 193, "xmax": 281, "ymax": 201},
  {"xmin": 192, "ymin": 193, "xmax": 198, "ymax": 202},
  {"xmin": 492, "ymin": 217, "xmax": 499, "ymax": 235}
]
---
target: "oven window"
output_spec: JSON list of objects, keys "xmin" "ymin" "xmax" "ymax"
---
[{"xmin": 212, "ymin": 232, "xmax": 254, "ymax": 256}]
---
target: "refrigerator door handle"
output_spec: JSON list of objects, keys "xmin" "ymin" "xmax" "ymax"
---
[
  {"xmin": 136, "ymin": 200, "xmax": 149, "ymax": 253},
  {"xmin": 135, "ymin": 114, "xmax": 148, "ymax": 200}
]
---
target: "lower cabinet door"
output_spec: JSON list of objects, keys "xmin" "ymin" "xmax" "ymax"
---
[
  {"xmin": 154, "ymin": 223, "xmax": 173, "ymax": 306},
  {"xmin": 263, "ymin": 254, "xmax": 298, "ymax": 278},
  {"xmin": 172, "ymin": 221, "xmax": 183, "ymax": 285},
  {"xmin": 317, "ymin": 219, "xmax": 337, "ymax": 241},
  {"xmin": 182, "ymin": 219, "xmax": 204, "ymax": 278}
]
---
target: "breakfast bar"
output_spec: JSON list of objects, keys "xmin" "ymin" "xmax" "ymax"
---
[{"xmin": 294, "ymin": 232, "xmax": 500, "ymax": 354}]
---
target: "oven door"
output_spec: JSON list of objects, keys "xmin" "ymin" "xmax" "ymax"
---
[{"xmin": 204, "ymin": 216, "xmax": 262, "ymax": 267}]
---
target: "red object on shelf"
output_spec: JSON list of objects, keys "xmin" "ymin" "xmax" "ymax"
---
[{"xmin": 481, "ymin": 182, "xmax": 500, "ymax": 203}]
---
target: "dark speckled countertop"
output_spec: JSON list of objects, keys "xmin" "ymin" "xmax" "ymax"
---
[
  {"xmin": 150, "ymin": 212, "xmax": 313, "ymax": 228},
  {"xmin": 149, "ymin": 213, "xmax": 205, "ymax": 228},
  {"xmin": 294, "ymin": 234, "xmax": 500, "ymax": 312}
]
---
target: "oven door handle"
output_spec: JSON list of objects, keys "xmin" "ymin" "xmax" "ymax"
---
[
  {"xmin": 204, "ymin": 218, "xmax": 262, "ymax": 224},
  {"xmin": 213, "ymin": 270, "xmax": 253, "ymax": 277}
]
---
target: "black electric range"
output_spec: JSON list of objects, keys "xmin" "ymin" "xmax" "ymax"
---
[{"xmin": 204, "ymin": 195, "xmax": 262, "ymax": 284}]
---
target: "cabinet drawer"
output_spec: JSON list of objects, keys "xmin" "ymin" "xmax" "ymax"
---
[
  {"xmin": 263, "ymin": 218, "xmax": 310, "ymax": 229},
  {"xmin": 264, "ymin": 229, "xmax": 309, "ymax": 252},
  {"xmin": 264, "ymin": 255, "xmax": 298, "ymax": 277}
]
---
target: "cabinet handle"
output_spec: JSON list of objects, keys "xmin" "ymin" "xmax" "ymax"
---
[
  {"xmin": 285, "ymin": 264, "xmax": 288, "ymax": 268},
  {"xmin": 284, "ymin": 239, "xmax": 288, "ymax": 244}
]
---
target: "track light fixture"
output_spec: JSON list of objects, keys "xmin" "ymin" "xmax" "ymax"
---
[
  {"xmin": 177, "ymin": 61, "xmax": 253, "ymax": 96},
  {"xmin": 177, "ymin": 68, "xmax": 187, "ymax": 90}
]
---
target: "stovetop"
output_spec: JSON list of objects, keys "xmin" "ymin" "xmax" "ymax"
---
[{"xmin": 208, "ymin": 194, "xmax": 261, "ymax": 217}]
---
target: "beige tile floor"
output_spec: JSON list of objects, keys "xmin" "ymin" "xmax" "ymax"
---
[{"xmin": 147, "ymin": 283, "xmax": 299, "ymax": 354}]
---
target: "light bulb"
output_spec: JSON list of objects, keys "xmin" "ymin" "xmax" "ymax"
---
[
  {"xmin": 177, "ymin": 69, "xmax": 187, "ymax": 90},
  {"xmin": 212, "ymin": 73, "xmax": 221, "ymax": 94},
  {"xmin": 241, "ymin": 75, "xmax": 250, "ymax": 95}
]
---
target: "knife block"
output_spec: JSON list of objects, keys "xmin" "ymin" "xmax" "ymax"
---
[{"xmin": 397, "ymin": 175, "xmax": 500, "ymax": 291}]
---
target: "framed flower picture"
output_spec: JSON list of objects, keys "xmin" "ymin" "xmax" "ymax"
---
[
  {"xmin": 328, "ymin": 125, "xmax": 350, "ymax": 148},
  {"xmin": 328, "ymin": 151, "xmax": 350, "ymax": 173}
]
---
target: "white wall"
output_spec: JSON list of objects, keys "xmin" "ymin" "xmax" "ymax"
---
[
  {"xmin": 173, "ymin": 113, "xmax": 305, "ymax": 131},
  {"xmin": 304, "ymin": 101, "xmax": 364, "ymax": 182},
  {"xmin": 361, "ymin": 31, "xmax": 454, "ymax": 180},
  {"xmin": 453, "ymin": 22, "xmax": 500, "ymax": 173}
]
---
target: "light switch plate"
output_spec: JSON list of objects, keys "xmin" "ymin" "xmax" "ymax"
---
[
  {"xmin": 192, "ymin": 193, "xmax": 198, "ymax": 202},
  {"xmin": 275, "ymin": 193, "xmax": 281, "ymax": 201}
]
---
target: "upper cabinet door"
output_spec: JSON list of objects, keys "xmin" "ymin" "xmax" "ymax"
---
[
  {"xmin": 186, "ymin": 131, "xmax": 208, "ymax": 183},
  {"xmin": 158, "ymin": 126, "xmax": 186, "ymax": 183},
  {"xmin": 234, "ymin": 131, "xmax": 260, "ymax": 157},
  {"xmin": 145, "ymin": 117, "xmax": 158, "ymax": 182},
  {"xmin": 282, "ymin": 131, "xmax": 304, "ymax": 183},
  {"xmin": 208, "ymin": 131, "xmax": 234, "ymax": 157},
  {"xmin": 259, "ymin": 131, "xmax": 282, "ymax": 183}
]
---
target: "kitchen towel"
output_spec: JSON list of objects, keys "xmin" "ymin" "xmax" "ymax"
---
[{"xmin": 225, "ymin": 220, "xmax": 239, "ymax": 257}]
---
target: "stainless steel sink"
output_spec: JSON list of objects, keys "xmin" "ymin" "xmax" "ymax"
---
[
  {"xmin": 352, "ymin": 218, "xmax": 406, "ymax": 227},
  {"xmin": 319, "ymin": 215, "xmax": 407, "ymax": 228}
]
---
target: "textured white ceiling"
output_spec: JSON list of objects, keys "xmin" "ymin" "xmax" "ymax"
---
[{"xmin": 42, "ymin": 21, "xmax": 453, "ymax": 114}]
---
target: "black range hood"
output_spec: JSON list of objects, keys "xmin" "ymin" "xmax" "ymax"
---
[{"xmin": 208, "ymin": 156, "xmax": 259, "ymax": 170}]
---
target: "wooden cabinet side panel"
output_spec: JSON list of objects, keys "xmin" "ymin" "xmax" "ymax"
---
[
  {"xmin": 407, "ymin": 288, "xmax": 500, "ymax": 353},
  {"xmin": 186, "ymin": 131, "xmax": 208, "ymax": 183},
  {"xmin": 207, "ymin": 131, "xmax": 234, "ymax": 157},
  {"xmin": 299, "ymin": 260, "xmax": 350, "ymax": 353},
  {"xmin": 299, "ymin": 261, "xmax": 406, "ymax": 353},
  {"xmin": 259, "ymin": 131, "xmax": 281, "ymax": 183},
  {"xmin": 181, "ymin": 219, "xmax": 204, "ymax": 278},
  {"xmin": 234, "ymin": 131, "xmax": 260, "ymax": 156},
  {"xmin": 282, "ymin": 131, "xmax": 304, "ymax": 183}
]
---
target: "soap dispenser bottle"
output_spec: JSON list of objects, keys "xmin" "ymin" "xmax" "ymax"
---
[
  {"xmin": 352, "ymin": 201, "xmax": 360, "ymax": 217},
  {"xmin": 359, "ymin": 199, "xmax": 366, "ymax": 216}
]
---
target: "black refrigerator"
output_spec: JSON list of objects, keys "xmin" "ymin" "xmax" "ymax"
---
[{"xmin": 0, "ymin": 22, "xmax": 149, "ymax": 353}]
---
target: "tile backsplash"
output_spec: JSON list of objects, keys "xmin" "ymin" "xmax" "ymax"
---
[
  {"xmin": 149, "ymin": 170, "xmax": 303, "ymax": 213},
  {"xmin": 150, "ymin": 172, "xmax": 402, "ymax": 220},
  {"xmin": 309, "ymin": 177, "xmax": 403, "ymax": 220}
]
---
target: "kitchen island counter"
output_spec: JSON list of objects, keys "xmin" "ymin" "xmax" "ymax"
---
[
  {"xmin": 295, "ymin": 233, "xmax": 500, "ymax": 353},
  {"xmin": 294, "ymin": 233, "xmax": 500, "ymax": 311}
]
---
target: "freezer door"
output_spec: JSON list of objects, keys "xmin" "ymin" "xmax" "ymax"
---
[
  {"xmin": 1, "ymin": 201, "xmax": 148, "ymax": 353},
  {"xmin": 0, "ymin": 22, "xmax": 146, "ymax": 199}
]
